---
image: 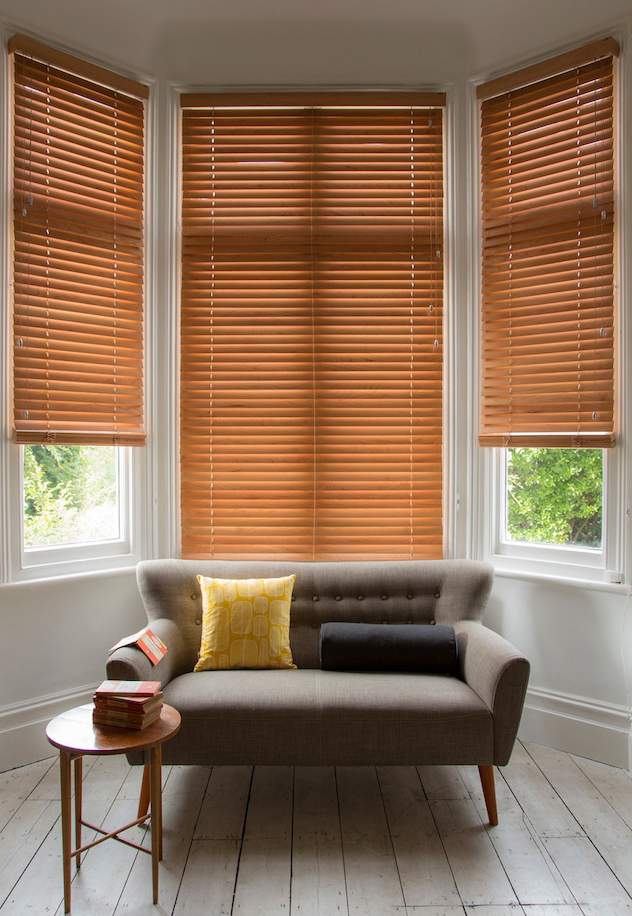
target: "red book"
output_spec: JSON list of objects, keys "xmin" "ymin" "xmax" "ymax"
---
[
  {"xmin": 94, "ymin": 708, "xmax": 160, "ymax": 724},
  {"xmin": 109, "ymin": 628, "xmax": 168, "ymax": 666},
  {"xmin": 93, "ymin": 693, "xmax": 163, "ymax": 713},
  {"xmin": 95, "ymin": 680, "xmax": 161, "ymax": 698},
  {"xmin": 93, "ymin": 699, "xmax": 163, "ymax": 717},
  {"xmin": 93, "ymin": 708, "xmax": 161, "ymax": 731}
]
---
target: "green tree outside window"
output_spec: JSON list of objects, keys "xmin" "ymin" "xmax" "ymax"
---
[
  {"xmin": 23, "ymin": 445, "xmax": 119, "ymax": 548},
  {"xmin": 506, "ymin": 448, "xmax": 603, "ymax": 548}
]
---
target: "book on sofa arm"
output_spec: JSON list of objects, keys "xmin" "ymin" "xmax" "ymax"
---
[{"xmin": 109, "ymin": 628, "xmax": 168, "ymax": 666}]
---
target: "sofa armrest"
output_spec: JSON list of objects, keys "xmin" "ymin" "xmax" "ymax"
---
[
  {"xmin": 106, "ymin": 618, "xmax": 189, "ymax": 689},
  {"xmin": 454, "ymin": 620, "xmax": 530, "ymax": 765}
]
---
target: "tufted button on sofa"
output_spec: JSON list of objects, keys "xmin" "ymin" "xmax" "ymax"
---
[{"xmin": 107, "ymin": 558, "xmax": 529, "ymax": 826}]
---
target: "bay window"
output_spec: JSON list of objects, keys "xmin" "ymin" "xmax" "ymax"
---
[
  {"xmin": 5, "ymin": 35, "xmax": 147, "ymax": 578},
  {"xmin": 477, "ymin": 38, "xmax": 621, "ymax": 580}
]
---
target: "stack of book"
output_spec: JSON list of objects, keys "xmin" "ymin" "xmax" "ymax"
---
[{"xmin": 93, "ymin": 680, "xmax": 163, "ymax": 731}]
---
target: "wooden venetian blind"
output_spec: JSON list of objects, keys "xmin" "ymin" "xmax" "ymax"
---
[
  {"xmin": 180, "ymin": 92, "xmax": 445, "ymax": 560},
  {"xmin": 479, "ymin": 39, "xmax": 618, "ymax": 447},
  {"xmin": 10, "ymin": 35, "xmax": 147, "ymax": 445}
]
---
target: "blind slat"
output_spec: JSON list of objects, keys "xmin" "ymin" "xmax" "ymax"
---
[
  {"xmin": 477, "ymin": 37, "xmax": 619, "ymax": 100},
  {"xmin": 181, "ymin": 91, "xmax": 446, "ymax": 108},
  {"xmin": 9, "ymin": 34, "xmax": 149, "ymax": 99}
]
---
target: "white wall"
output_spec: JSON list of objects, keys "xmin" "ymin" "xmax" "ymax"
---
[
  {"xmin": 485, "ymin": 578, "xmax": 632, "ymax": 767},
  {"xmin": 0, "ymin": 0, "xmax": 631, "ymax": 771},
  {"xmin": 0, "ymin": 571, "xmax": 145, "ymax": 769}
]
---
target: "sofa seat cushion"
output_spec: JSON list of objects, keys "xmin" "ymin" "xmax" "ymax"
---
[{"xmin": 160, "ymin": 669, "xmax": 493, "ymax": 766}]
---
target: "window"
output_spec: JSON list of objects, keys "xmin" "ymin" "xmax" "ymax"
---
[
  {"xmin": 7, "ymin": 35, "xmax": 148, "ymax": 576},
  {"xmin": 504, "ymin": 447, "xmax": 603, "ymax": 549},
  {"xmin": 490, "ymin": 443, "xmax": 613, "ymax": 576},
  {"xmin": 478, "ymin": 38, "xmax": 617, "ymax": 448},
  {"xmin": 477, "ymin": 39, "xmax": 621, "ymax": 580},
  {"xmin": 23, "ymin": 445, "xmax": 121, "ymax": 549},
  {"xmin": 180, "ymin": 92, "xmax": 446, "ymax": 560},
  {"xmin": 19, "ymin": 443, "xmax": 133, "ymax": 573},
  {"xmin": 10, "ymin": 35, "xmax": 147, "ymax": 447}
]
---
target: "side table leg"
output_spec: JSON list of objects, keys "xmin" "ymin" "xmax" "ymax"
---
[
  {"xmin": 157, "ymin": 746, "xmax": 163, "ymax": 860},
  {"xmin": 59, "ymin": 750, "xmax": 72, "ymax": 914},
  {"xmin": 150, "ymin": 745, "xmax": 163, "ymax": 904},
  {"xmin": 74, "ymin": 756, "xmax": 83, "ymax": 869},
  {"xmin": 137, "ymin": 763, "xmax": 150, "ymax": 819}
]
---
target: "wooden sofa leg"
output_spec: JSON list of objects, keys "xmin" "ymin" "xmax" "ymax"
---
[
  {"xmin": 138, "ymin": 764, "xmax": 150, "ymax": 819},
  {"xmin": 478, "ymin": 765, "xmax": 499, "ymax": 826}
]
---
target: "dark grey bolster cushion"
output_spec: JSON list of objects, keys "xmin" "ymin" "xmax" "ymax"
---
[{"xmin": 320, "ymin": 622, "xmax": 458, "ymax": 675}]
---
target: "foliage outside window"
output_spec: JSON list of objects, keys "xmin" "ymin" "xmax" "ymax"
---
[
  {"xmin": 505, "ymin": 448, "xmax": 603, "ymax": 549},
  {"xmin": 23, "ymin": 446, "xmax": 120, "ymax": 549}
]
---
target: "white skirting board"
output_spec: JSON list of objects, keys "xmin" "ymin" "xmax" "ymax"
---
[
  {"xmin": 519, "ymin": 685, "xmax": 631, "ymax": 769},
  {"xmin": 1, "ymin": 680, "xmax": 630, "ymax": 773},
  {"xmin": 0, "ymin": 683, "xmax": 97, "ymax": 771}
]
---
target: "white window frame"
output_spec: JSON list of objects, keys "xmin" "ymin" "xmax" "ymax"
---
[
  {"xmin": 0, "ymin": 24, "xmax": 158, "ymax": 583},
  {"xmin": 467, "ymin": 27, "xmax": 632, "ymax": 589},
  {"xmin": 488, "ymin": 446, "xmax": 622, "ymax": 582},
  {"xmin": 11, "ymin": 445, "xmax": 138, "ymax": 580}
]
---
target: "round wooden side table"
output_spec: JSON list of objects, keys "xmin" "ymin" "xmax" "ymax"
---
[{"xmin": 46, "ymin": 703, "xmax": 181, "ymax": 914}]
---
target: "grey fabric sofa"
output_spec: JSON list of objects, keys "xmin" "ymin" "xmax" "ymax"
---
[{"xmin": 107, "ymin": 558, "xmax": 529, "ymax": 825}]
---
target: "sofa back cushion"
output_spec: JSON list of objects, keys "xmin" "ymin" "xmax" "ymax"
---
[{"xmin": 136, "ymin": 559, "xmax": 493, "ymax": 671}]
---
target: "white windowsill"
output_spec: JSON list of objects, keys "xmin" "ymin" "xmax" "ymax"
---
[
  {"xmin": 0, "ymin": 562, "xmax": 139, "ymax": 589},
  {"xmin": 493, "ymin": 565, "xmax": 631, "ymax": 595},
  {"xmin": 6, "ymin": 555, "xmax": 628, "ymax": 593}
]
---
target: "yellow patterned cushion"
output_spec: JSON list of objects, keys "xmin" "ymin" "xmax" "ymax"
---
[{"xmin": 194, "ymin": 574, "xmax": 297, "ymax": 671}]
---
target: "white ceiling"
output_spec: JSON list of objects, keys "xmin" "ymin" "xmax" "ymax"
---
[{"xmin": 0, "ymin": 0, "xmax": 630, "ymax": 86}]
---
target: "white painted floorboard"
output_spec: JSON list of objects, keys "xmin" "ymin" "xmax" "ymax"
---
[{"xmin": 1, "ymin": 743, "xmax": 632, "ymax": 914}]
